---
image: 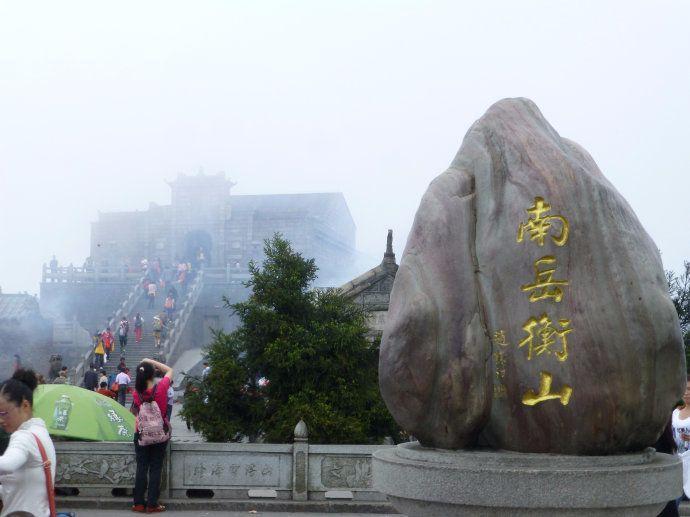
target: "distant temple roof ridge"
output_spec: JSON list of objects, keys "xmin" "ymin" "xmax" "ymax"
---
[
  {"xmin": 96, "ymin": 191, "xmax": 350, "ymax": 215},
  {"xmin": 89, "ymin": 169, "xmax": 358, "ymax": 282},
  {"xmin": 0, "ymin": 292, "xmax": 41, "ymax": 322},
  {"xmin": 95, "ymin": 192, "xmax": 355, "ymax": 234},
  {"xmin": 339, "ymin": 230, "xmax": 398, "ymax": 300}
]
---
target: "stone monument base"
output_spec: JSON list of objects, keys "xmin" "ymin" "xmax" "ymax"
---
[{"xmin": 373, "ymin": 442, "xmax": 681, "ymax": 516}]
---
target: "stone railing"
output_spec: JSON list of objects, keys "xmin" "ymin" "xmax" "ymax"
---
[
  {"xmin": 52, "ymin": 318, "xmax": 91, "ymax": 348},
  {"xmin": 42, "ymin": 264, "xmax": 143, "ymax": 284},
  {"xmin": 43, "ymin": 264, "xmax": 250, "ymax": 285},
  {"xmin": 159, "ymin": 270, "xmax": 204, "ymax": 364},
  {"xmin": 203, "ymin": 266, "xmax": 251, "ymax": 284},
  {"xmin": 55, "ymin": 420, "xmax": 393, "ymax": 503},
  {"xmin": 71, "ymin": 275, "xmax": 146, "ymax": 385}
]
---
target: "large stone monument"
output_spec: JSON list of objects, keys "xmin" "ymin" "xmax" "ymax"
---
[{"xmin": 373, "ymin": 98, "xmax": 686, "ymax": 515}]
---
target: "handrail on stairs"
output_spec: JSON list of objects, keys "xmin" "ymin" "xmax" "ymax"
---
[
  {"xmin": 72, "ymin": 274, "xmax": 147, "ymax": 385},
  {"xmin": 159, "ymin": 269, "xmax": 204, "ymax": 364}
]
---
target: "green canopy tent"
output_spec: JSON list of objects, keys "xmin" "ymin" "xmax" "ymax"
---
[{"xmin": 33, "ymin": 384, "xmax": 134, "ymax": 442}]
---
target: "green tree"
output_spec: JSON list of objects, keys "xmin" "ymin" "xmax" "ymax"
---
[
  {"xmin": 181, "ymin": 234, "xmax": 401, "ymax": 444},
  {"xmin": 667, "ymin": 261, "xmax": 690, "ymax": 369}
]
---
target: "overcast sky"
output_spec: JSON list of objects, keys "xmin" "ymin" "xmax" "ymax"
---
[{"xmin": 1, "ymin": 0, "xmax": 688, "ymax": 295}]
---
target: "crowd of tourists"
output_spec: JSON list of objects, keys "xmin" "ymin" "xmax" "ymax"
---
[
  {"xmin": 81, "ymin": 360, "xmax": 133, "ymax": 407},
  {"xmin": 0, "ymin": 355, "xmax": 175, "ymax": 514},
  {"xmin": 141, "ymin": 255, "xmax": 198, "ymax": 298},
  {"xmin": 0, "ymin": 254, "xmax": 202, "ymax": 514},
  {"xmin": 84, "ymin": 303, "xmax": 177, "ymax": 406},
  {"xmin": 87, "ymin": 256, "xmax": 192, "ymax": 372}
]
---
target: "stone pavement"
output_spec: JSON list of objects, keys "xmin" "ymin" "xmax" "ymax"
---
[
  {"xmin": 59, "ymin": 511, "xmax": 402, "ymax": 517},
  {"xmin": 169, "ymin": 400, "xmax": 203, "ymax": 442},
  {"xmin": 58, "ymin": 501, "xmax": 690, "ymax": 515},
  {"xmin": 167, "ymin": 348, "xmax": 205, "ymax": 442}
]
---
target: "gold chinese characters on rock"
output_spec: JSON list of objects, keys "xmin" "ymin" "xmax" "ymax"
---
[
  {"xmin": 516, "ymin": 196, "xmax": 569, "ymax": 247},
  {"xmin": 493, "ymin": 196, "xmax": 574, "ymax": 407}
]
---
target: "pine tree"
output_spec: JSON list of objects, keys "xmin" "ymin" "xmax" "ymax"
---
[{"xmin": 181, "ymin": 234, "xmax": 400, "ymax": 443}]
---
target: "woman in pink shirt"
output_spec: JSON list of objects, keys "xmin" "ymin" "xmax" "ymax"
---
[{"xmin": 131, "ymin": 358, "xmax": 172, "ymax": 513}]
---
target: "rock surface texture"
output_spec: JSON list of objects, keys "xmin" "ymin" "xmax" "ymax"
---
[{"xmin": 379, "ymin": 98, "xmax": 685, "ymax": 454}]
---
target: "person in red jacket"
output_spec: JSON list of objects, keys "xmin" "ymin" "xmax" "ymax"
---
[
  {"xmin": 102, "ymin": 327, "xmax": 114, "ymax": 360},
  {"xmin": 96, "ymin": 381, "xmax": 117, "ymax": 400}
]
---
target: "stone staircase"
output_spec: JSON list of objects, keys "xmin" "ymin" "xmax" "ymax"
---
[
  {"xmin": 103, "ymin": 297, "xmax": 163, "ymax": 406},
  {"xmin": 71, "ymin": 275, "xmax": 145, "ymax": 387},
  {"xmin": 103, "ymin": 271, "xmax": 205, "ymax": 406}
]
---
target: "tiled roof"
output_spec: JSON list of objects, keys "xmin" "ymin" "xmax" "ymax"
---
[
  {"xmin": 339, "ymin": 230, "xmax": 398, "ymax": 298},
  {"xmin": 0, "ymin": 294, "xmax": 39, "ymax": 322},
  {"xmin": 339, "ymin": 262, "xmax": 397, "ymax": 298}
]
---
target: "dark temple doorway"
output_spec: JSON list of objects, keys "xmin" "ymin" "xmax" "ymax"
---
[{"xmin": 183, "ymin": 230, "xmax": 213, "ymax": 267}]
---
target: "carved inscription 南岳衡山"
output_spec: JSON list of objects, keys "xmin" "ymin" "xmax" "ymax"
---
[
  {"xmin": 515, "ymin": 196, "xmax": 574, "ymax": 406},
  {"xmin": 321, "ymin": 457, "xmax": 372, "ymax": 489},
  {"xmin": 495, "ymin": 197, "xmax": 575, "ymax": 405}
]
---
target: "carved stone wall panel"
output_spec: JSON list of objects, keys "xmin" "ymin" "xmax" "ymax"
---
[
  {"xmin": 182, "ymin": 453, "xmax": 283, "ymax": 487},
  {"xmin": 320, "ymin": 456, "xmax": 372, "ymax": 489},
  {"xmin": 56, "ymin": 453, "xmax": 137, "ymax": 486}
]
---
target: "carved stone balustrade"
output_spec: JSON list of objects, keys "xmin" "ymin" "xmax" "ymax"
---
[{"xmin": 55, "ymin": 425, "xmax": 395, "ymax": 503}]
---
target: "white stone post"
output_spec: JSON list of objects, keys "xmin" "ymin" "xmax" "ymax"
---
[{"xmin": 292, "ymin": 419, "xmax": 308, "ymax": 501}]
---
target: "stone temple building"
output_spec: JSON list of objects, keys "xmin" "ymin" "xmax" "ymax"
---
[
  {"xmin": 0, "ymin": 292, "xmax": 53, "ymax": 374},
  {"xmin": 40, "ymin": 172, "xmax": 399, "ymax": 381},
  {"xmin": 90, "ymin": 171, "xmax": 357, "ymax": 282}
]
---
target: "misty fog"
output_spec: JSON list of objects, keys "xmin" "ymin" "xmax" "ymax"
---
[{"xmin": 0, "ymin": 2, "xmax": 689, "ymax": 378}]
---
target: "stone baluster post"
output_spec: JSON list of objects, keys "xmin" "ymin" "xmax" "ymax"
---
[{"xmin": 292, "ymin": 419, "xmax": 309, "ymax": 501}]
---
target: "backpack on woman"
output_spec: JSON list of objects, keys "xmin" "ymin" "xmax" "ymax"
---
[{"xmin": 134, "ymin": 383, "xmax": 170, "ymax": 446}]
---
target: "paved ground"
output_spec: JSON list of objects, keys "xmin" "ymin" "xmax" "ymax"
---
[
  {"xmin": 168, "ymin": 349, "xmax": 205, "ymax": 443},
  {"xmin": 59, "ymin": 511, "xmax": 401, "ymax": 517},
  {"xmin": 169, "ymin": 401, "xmax": 203, "ymax": 442}
]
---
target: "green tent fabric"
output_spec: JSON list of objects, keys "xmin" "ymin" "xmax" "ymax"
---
[{"xmin": 33, "ymin": 384, "xmax": 134, "ymax": 442}]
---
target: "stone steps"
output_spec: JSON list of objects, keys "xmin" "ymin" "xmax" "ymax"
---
[
  {"xmin": 102, "ymin": 298, "xmax": 177, "ymax": 406},
  {"xmin": 56, "ymin": 496, "xmax": 398, "ymax": 514}
]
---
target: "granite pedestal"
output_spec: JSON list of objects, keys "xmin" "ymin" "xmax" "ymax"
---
[{"xmin": 373, "ymin": 442, "xmax": 681, "ymax": 516}]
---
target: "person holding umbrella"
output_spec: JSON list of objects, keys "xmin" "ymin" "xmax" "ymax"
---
[{"xmin": 0, "ymin": 368, "xmax": 57, "ymax": 516}]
